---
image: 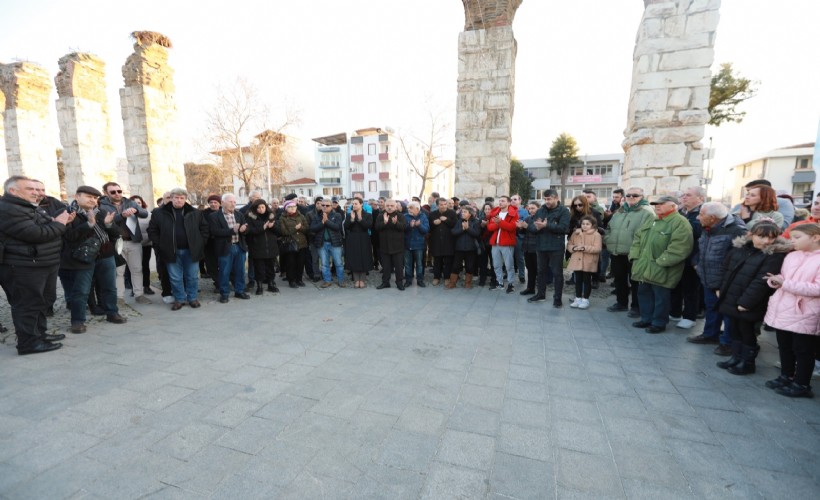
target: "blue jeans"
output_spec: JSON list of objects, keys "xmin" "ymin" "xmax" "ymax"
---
[
  {"xmin": 218, "ymin": 244, "xmax": 247, "ymax": 296},
  {"xmin": 703, "ymin": 287, "xmax": 731, "ymax": 345},
  {"xmin": 320, "ymin": 242, "xmax": 344, "ymax": 283},
  {"xmin": 59, "ymin": 256, "xmax": 117, "ymax": 323},
  {"xmin": 405, "ymin": 249, "xmax": 424, "ymax": 281},
  {"xmin": 638, "ymin": 282, "xmax": 671, "ymax": 328},
  {"xmin": 515, "ymin": 238, "xmax": 525, "ymax": 280},
  {"xmin": 167, "ymin": 249, "xmax": 200, "ymax": 302}
]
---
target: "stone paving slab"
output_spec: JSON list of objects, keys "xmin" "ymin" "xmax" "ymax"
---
[{"xmin": 1, "ymin": 278, "xmax": 819, "ymax": 499}]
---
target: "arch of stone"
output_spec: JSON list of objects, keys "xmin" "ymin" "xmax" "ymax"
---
[{"xmin": 1, "ymin": 2, "xmax": 718, "ymax": 204}]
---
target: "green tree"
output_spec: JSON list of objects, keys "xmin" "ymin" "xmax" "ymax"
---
[
  {"xmin": 509, "ymin": 158, "xmax": 533, "ymax": 201},
  {"xmin": 548, "ymin": 133, "xmax": 579, "ymax": 204},
  {"xmin": 709, "ymin": 62, "xmax": 758, "ymax": 126}
]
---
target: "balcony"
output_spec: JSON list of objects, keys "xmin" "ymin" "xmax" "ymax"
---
[
  {"xmin": 378, "ymin": 153, "xmax": 389, "ymax": 161},
  {"xmin": 378, "ymin": 172, "xmax": 390, "ymax": 180},
  {"xmin": 318, "ymin": 163, "xmax": 340, "ymax": 169},
  {"xmin": 351, "ymin": 154, "xmax": 364, "ymax": 162},
  {"xmin": 319, "ymin": 177, "xmax": 342, "ymax": 185},
  {"xmin": 351, "ymin": 173, "xmax": 364, "ymax": 181}
]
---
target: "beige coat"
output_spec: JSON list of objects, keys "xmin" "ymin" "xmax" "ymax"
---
[{"xmin": 567, "ymin": 229, "xmax": 602, "ymax": 272}]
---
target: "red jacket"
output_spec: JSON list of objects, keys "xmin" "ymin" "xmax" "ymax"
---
[{"xmin": 487, "ymin": 205, "xmax": 519, "ymax": 246}]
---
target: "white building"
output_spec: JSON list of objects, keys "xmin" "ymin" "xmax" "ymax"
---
[
  {"xmin": 725, "ymin": 143, "xmax": 816, "ymax": 207},
  {"xmin": 521, "ymin": 153, "xmax": 624, "ymax": 205}
]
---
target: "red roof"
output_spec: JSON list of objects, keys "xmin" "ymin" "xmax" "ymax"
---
[{"xmin": 285, "ymin": 177, "xmax": 317, "ymax": 185}]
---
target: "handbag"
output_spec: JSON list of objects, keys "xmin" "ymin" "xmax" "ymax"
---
[
  {"xmin": 278, "ymin": 236, "xmax": 298, "ymax": 254},
  {"xmin": 72, "ymin": 237, "xmax": 101, "ymax": 264}
]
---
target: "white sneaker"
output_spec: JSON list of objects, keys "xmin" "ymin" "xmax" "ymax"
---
[
  {"xmin": 135, "ymin": 295, "xmax": 152, "ymax": 305},
  {"xmin": 676, "ymin": 319, "xmax": 695, "ymax": 329},
  {"xmin": 578, "ymin": 299, "xmax": 590, "ymax": 310},
  {"xmin": 813, "ymin": 361, "xmax": 820, "ymax": 379},
  {"xmin": 570, "ymin": 298, "xmax": 581, "ymax": 308},
  {"xmin": 162, "ymin": 296, "xmax": 175, "ymax": 304},
  {"xmin": 669, "ymin": 316, "xmax": 682, "ymax": 322}
]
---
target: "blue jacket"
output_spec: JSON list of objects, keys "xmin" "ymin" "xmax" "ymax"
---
[
  {"xmin": 695, "ymin": 214, "xmax": 747, "ymax": 290},
  {"xmin": 404, "ymin": 211, "xmax": 429, "ymax": 250},
  {"xmin": 528, "ymin": 204, "xmax": 570, "ymax": 252},
  {"xmin": 309, "ymin": 210, "xmax": 344, "ymax": 247},
  {"xmin": 451, "ymin": 218, "xmax": 481, "ymax": 252}
]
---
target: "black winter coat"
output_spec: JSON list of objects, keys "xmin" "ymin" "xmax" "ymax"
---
[
  {"xmin": 147, "ymin": 203, "xmax": 210, "ymax": 263},
  {"xmin": 0, "ymin": 194, "xmax": 66, "ymax": 267},
  {"xmin": 451, "ymin": 218, "xmax": 481, "ymax": 252},
  {"xmin": 309, "ymin": 210, "xmax": 344, "ymax": 248},
  {"xmin": 60, "ymin": 206, "xmax": 122, "ymax": 270},
  {"xmin": 208, "ymin": 209, "xmax": 249, "ymax": 256},
  {"xmin": 375, "ymin": 211, "xmax": 406, "ymax": 255},
  {"xmin": 245, "ymin": 210, "xmax": 279, "ymax": 259},
  {"xmin": 344, "ymin": 211, "xmax": 373, "ymax": 272},
  {"xmin": 428, "ymin": 209, "xmax": 457, "ymax": 256},
  {"xmin": 718, "ymin": 236, "xmax": 790, "ymax": 322}
]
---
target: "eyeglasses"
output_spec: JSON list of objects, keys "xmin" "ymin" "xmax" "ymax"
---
[
  {"xmin": 109, "ymin": 190, "xmax": 122, "ymax": 194},
  {"xmin": 625, "ymin": 194, "xmax": 641, "ymax": 198},
  {"xmin": 573, "ymin": 204, "xmax": 584, "ymax": 207}
]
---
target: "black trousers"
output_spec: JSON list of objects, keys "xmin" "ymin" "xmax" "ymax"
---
[
  {"xmin": 452, "ymin": 251, "xmax": 476, "ymax": 275},
  {"xmin": 432, "ymin": 255, "xmax": 454, "ymax": 280},
  {"xmin": 670, "ymin": 264, "xmax": 701, "ymax": 320},
  {"xmin": 776, "ymin": 329, "xmax": 816, "ymax": 386},
  {"xmin": 610, "ymin": 254, "xmax": 639, "ymax": 310},
  {"xmin": 380, "ymin": 251, "xmax": 404, "ymax": 285},
  {"xmin": 154, "ymin": 247, "xmax": 173, "ymax": 296},
  {"xmin": 729, "ymin": 317, "xmax": 758, "ymax": 347},
  {"xmin": 536, "ymin": 250, "xmax": 564, "ymax": 300},
  {"xmin": 524, "ymin": 251, "xmax": 537, "ymax": 290},
  {"xmin": 575, "ymin": 271, "xmax": 593, "ymax": 299},
  {"xmin": 141, "ymin": 245, "xmax": 152, "ymax": 288},
  {"xmin": 253, "ymin": 257, "xmax": 277, "ymax": 284},
  {"xmin": 204, "ymin": 246, "xmax": 219, "ymax": 287},
  {"xmin": 0, "ymin": 263, "xmax": 57, "ymax": 349},
  {"xmin": 283, "ymin": 249, "xmax": 306, "ymax": 283}
]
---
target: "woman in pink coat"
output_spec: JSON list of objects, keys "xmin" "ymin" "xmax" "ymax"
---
[
  {"xmin": 567, "ymin": 215, "xmax": 602, "ymax": 310},
  {"xmin": 764, "ymin": 224, "xmax": 820, "ymax": 398}
]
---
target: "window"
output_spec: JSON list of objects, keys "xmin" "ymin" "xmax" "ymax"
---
[
  {"xmin": 352, "ymin": 144, "xmax": 363, "ymax": 155},
  {"xmin": 570, "ymin": 163, "xmax": 613, "ymax": 177},
  {"xmin": 368, "ymin": 162, "xmax": 377, "ymax": 173},
  {"xmin": 796, "ymin": 157, "xmax": 811, "ymax": 170},
  {"xmin": 368, "ymin": 181, "xmax": 377, "ymax": 192},
  {"xmin": 320, "ymin": 153, "xmax": 340, "ymax": 167},
  {"xmin": 742, "ymin": 164, "xmax": 750, "ymax": 177},
  {"xmin": 368, "ymin": 143, "xmax": 376, "ymax": 155},
  {"xmin": 381, "ymin": 144, "xmax": 389, "ymax": 154},
  {"xmin": 793, "ymin": 183, "xmax": 813, "ymax": 197},
  {"xmin": 352, "ymin": 181, "xmax": 363, "ymax": 192},
  {"xmin": 379, "ymin": 162, "xmax": 389, "ymax": 173}
]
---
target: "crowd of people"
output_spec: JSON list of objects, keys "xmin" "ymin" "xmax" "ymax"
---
[{"xmin": 0, "ymin": 175, "xmax": 817, "ymax": 399}]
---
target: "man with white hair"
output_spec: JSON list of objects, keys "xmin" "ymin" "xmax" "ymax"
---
[
  {"xmin": 669, "ymin": 186, "xmax": 705, "ymax": 329},
  {"xmin": 628, "ymin": 195, "xmax": 693, "ymax": 334},
  {"xmin": 689, "ymin": 201, "xmax": 747, "ymax": 353},
  {"xmin": 209, "ymin": 193, "xmax": 251, "ymax": 303}
]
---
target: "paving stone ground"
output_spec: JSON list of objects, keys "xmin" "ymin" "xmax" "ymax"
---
[{"xmin": 1, "ymin": 275, "xmax": 819, "ymax": 499}]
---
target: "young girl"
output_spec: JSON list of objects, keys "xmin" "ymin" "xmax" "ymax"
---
[
  {"xmin": 763, "ymin": 223, "xmax": 820, "ymax": 397},
  {"xmin": 717, "ymin": 221, "xmax": 790, "ymax": 375},
  {"xmin": 567, "ymin": 215, "xmax": 602, "ymax": 309}
]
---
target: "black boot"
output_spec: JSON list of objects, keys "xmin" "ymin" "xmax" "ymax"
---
[
  {"xmin": 268, "ymin": 280, "xmax": 279, "ymax": 293},
  {"xmin": 255, "ymin": 282, "xmax": 264, "ymax": 295},
  {"xmin": 727, "ymin": 345, "xmax": 758, "ymax": 375},
  {"xmin": 717, "ymin": 341, "xmax": 743, "ymax": 370}
]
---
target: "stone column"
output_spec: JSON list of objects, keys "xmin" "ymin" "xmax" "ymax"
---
[
  {"xmin": 622, "ymin": 0, "xmax": 720, "ymax": 196},
  {"xmin": 0, "ymin": 62, "xmax": 61, "ymax": 197},
  {"xmin": 120, "ymin": 31, "xmax": 184, "ymax": 206},
  {"xmin": 454, "ymin": 0, "xmax": 522, "ymax": 200},
  {"xmin": 55, "ymin": 53, "xmax": 115, "ymax": 195},
  {"xmin": 0, "ymin": 76, "xmax": 7, "ymax": 183}
]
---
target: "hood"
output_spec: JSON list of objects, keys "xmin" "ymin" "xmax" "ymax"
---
[{"xmin": 731, "ymin": 235, "xmax": 793, "ymax": 254}]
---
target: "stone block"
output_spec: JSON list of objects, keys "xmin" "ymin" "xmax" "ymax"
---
[
  {"xmin": 487, "ymin": 127, "xmax": 510, "ymax": 140},
  {"xmin": 664, "ymin": 15, "xmax": 686, "ymax": 37},
  {"xmin": 657, "ymin": 176, "xmax": 682, "ymax": 193},
  {"xmin": 627, "ymin": 143, "xmax": 687, "ymax": 169},
  {"xmin": 646, "ymin": 168, "xmax": 668, "ymax": 177},
  {"xmin": 687, "ymin": 148, "xmax": 704, "ymax": 168},
  {"xmin": 622, "ymin": 175, "xmax": 656, "ymax": 194},
  {"xmin": 633, "ymin": 89, "xmax": 669, "ymax": 112},
  {"xmin": 659, "ymin": 48, "xmax": 715, "ymax": 71},
  {"xmin": 691, "ymin": 85, "xmax": 711, "ymax": 109},
  {"xmin": 672, "ymin": 166, "xmax": 704, "ymax": 176},
  {"xmin": 633, "ymin": 110, "xmax": 676, "ymax": 128},
  {"xmin": 679, "ymin": 175, "xmax": 703, "ymax": 190},
  {"xmin": 653, "ymin": 125, "xmax": 702, "ymax": 144},
  {"xmin": 634, "ymin": 34, "xmax": 713, "ymax": 57},
  {"xmin": 686, "ymin": 10, "xmax": 721, "ymax": 35},
  {"xmin": 637, "ymin": 54, "xmax": 660, "ymax": 74},
  {"xmin": 627, "ymin": 169, "xmax": 646, "ymax": 178},
  {"xmin": 667, "ymin": 88, "xmax": 692, "ymax": 109},
  {"xmin": 622, "ymin": 129, "xmax": 654, "ymax": 148},
  {"xmin": 678, "ymin": 109, "xmax": 710, "ymax": 125},
  {"xmin": 641, "ymin": 18, "xmax": 664, "ymax": 38},
  {"xmin": 486, "ymin": 91, "xmax": 511, "ymax": 110},
  {"xmin": 644, "ymin": 2, "xmax": 677, "ymax": 19},
  {"xmin": 635, "ymin": 68, "xmax": 712, "ymax": 90}
]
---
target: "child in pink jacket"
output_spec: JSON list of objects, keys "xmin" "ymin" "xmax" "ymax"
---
[
  {"xmin": 764, "ymin": 224, "xmax": 820, "ymax": 398},
  {"xmin": 567, "ymin": 215, "xmax": 602, "ymax": 310}
]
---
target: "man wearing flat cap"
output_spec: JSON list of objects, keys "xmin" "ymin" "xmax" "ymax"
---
[{"xmin": 628, "ymin": 195, "xmax": 693, "ymax": 334}]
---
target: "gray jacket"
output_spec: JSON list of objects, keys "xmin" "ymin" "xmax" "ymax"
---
[{"xmin": 99, "ymin": 196, "xmax": 149, "ymax": 242}]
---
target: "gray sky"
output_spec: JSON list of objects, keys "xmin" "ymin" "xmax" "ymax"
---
[{"xmin": 1, "ymin": 0, "xmax": 818, "ymax": 195}]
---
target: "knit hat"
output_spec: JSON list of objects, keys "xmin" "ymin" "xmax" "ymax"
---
[
  {"xmin": 283, "ymin": 200, "xmax": 296, "ymax": 210},
  {"xmin": 207, "ymin": 194, "xmax": 221, "ymax": 203}
]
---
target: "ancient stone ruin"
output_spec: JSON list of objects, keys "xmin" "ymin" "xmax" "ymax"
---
[
  {"xmin": 454, "ymin": 0, "xmax": 522, "ymax": 201},
  {"xmin": 622, "ymin": 0, "xmax": 720, "ymax": 195}
]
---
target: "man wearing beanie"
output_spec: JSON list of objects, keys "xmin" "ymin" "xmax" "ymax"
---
[{"xmin": 202, "ymin": 194, "xmax": 222, "ymax": 291}]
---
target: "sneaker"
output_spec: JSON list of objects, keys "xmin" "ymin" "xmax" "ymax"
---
[
  {"xmin": 578, "ymin": 299, "xmax": 590, "ymax": 310},
  {"xmin": 493, "ymin": 284, "xmax": 505, "ymax": 291},
  {"xmin": 776, "ymin": 383, "xmax": 814, "ymax": 398},
  {"xmin": 135, "ymin": 295, "xmax": 152, "ymax": 305},
  {"xmin": 765, "ymin": 375, "xmax": 792, "ymax": 390},
  {"xmin": 506, "ymin": 284, "xmax": 514, "ymax": 294},
  {"xmin": 162, "ymin": 295, "xmax": 175, "ymax": 304},
  {"xmin": 569, "ymin": 298, "xmax": 581, "ymax": 308},
  {"xmin": 676, "ymin": 319, "xmax": 695, "ymax": 329},
  {"xmin": 607, "ymin": 303, "xmax": 628, "ymax": 312},
  {"xmin": 116, "ymin": 298, "xmax": 127, "ymax": 308},
  {"xmin": 669, "ymin": 316, "xmax": 682, "ymax": 322}
]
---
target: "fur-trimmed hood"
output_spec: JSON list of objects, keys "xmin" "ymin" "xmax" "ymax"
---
[
  {"xmin": 246, "ymin": 210, "xmax": 274, "ymax": 222},
  {"xmin": 731, "ymin": 235, "xmax": 792, "ymax": 254}
]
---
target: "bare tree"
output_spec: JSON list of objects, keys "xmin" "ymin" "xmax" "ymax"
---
[
  {"xmin": 205, "ymin": 77, "xmax": 300, "ymax": 195},
  {"xmin": 184, "ymin": 162, "xmax": 225, "ymax": 206},
  {"xmin": 398, "ymin": 109, "xmax": 453, "ymax": 199}
]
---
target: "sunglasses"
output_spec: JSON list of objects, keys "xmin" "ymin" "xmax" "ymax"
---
[
  {"xmin": 625, "ymin": 194, "xmax": 641, "ymax": 198},
  {"xmin": 573, "ymin": 204, "xmax": 584, "ymax": 207},
  {"xmin": 109, "ymin": 190, "xmax": 123, "ymax": 194}
]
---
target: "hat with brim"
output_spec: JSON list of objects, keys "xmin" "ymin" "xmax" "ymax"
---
[
  {"xmin": 650, "ymin": 195, "xmax": 680, "ymax": 205},
  {"xmin": 76, "ymin": 185, "xmax": 102, "ymax": 197}
]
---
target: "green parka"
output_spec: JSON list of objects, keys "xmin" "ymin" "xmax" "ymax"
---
[
  {"xmin": 604, "ymin": 201, "xmax": 655, "ymax": 256},
  {"xmin": 628, "ymin": 211, "xmax": 694, "ymax": 289}
]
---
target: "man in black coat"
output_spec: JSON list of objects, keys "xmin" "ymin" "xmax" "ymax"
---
[
  {"xmin": 375, "ymin": 199, "xmax": 407, "ymax": 290},
  {"xmin": 32, "ymin": 179, "xmax": 66, "ymax": 317},
  {"xmin": 428, "ymin": 197, "xmax": 457, "ymax": 286},
  {"xmin": 201, "ymin": 195, "xmax": 222, "ymax": 290},
  {"xmin": 0, "ymin": 176, "xmax": 72, "ymax": 355},
  {"xmin": 147, "ymin": 187, "xmax": 210, "ymax": 311},
  {"xmin": 209, "ymin": 193, "xmax": 250, "ymax": 303}
]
